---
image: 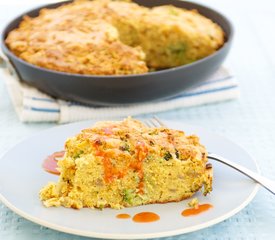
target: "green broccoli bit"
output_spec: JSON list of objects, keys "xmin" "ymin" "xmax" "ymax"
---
[
  {"xmin": 164, "ymin": 151, "xmax": 172, "ymax": 161},
  {"xmin": 122, "ymin": 189, "xmax": 135, "ymax": 204},
  {"xmin": 168, "ymin": 43, "xmax": 186, "ymax": 58},
  {"xmin": 119, "ymin": 142, "xmax": 130, "ymax": 152},
  {"xmin": 73, "ymin": 150, "xmax": 84, "ymax": 159}
]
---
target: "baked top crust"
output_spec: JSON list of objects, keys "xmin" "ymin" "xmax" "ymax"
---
[{"xmin": 6, "ymin": 0, "xmax": 224, "ymax": 75}]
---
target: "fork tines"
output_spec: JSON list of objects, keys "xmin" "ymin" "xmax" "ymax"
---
[{"xmin": 143, "ymin": 116, "xmax": 166, "ymax": 128}]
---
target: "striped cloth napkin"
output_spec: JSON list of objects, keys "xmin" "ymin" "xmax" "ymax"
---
[{"xmin": 0, "ymin": 54, "xmax": 239, "ymax": 123}]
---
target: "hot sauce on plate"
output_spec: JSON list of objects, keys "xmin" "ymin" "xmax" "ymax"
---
[
  {"xmin": 116, "ymin": 212, "xmax": 160, "ymax": 223},
  {"xmin": 116, "ymin": 213, "xmax": 131, "ymax": 219},
  {"xmin": 132, "ymin": 212, "xmax": 160, "ymax": 223},
  {"xmin": 42, "ymin": 151, "xmax": 65, "ymax": 175},
  {"xmin": 181, "ymin": 204, "xmax": 213, "ymax": 217}
]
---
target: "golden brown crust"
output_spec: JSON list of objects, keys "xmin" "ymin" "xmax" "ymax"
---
[
  {"xmin": 6, "ymin": 0, "xmax": 224, "ymax": 75},
  {"xmin": 5, "ymin": 0, "xmax": 148, "ymax": 75}
]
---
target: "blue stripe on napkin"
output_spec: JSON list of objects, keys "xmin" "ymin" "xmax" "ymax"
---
[{"xmin": 24, "ymin": 106, "xmax": 60, "ymax": 113}]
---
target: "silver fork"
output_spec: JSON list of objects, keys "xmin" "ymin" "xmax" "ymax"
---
[{"xmin": 144, "ymin": 116, "xmax": 275, "ymax": 195}]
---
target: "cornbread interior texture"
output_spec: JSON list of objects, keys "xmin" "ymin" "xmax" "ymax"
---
[
  {"xmin": 40, "ymin": 118, "xmax": 212, "ymax": 209},
  {"xmin": 6, "ymin": 0, "xmax": 224, "ymax": 75}
]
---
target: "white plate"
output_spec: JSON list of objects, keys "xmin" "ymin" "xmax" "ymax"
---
[{"xmin": 0, "ymin": 120, "xmax": 259, "ymax": 239}]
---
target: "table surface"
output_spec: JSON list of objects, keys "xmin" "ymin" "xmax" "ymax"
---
[{"xmin": 1, "ymin": 0, "xmax": 275, "ymax": 239}]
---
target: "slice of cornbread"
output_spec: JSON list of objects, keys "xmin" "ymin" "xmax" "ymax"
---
[{"xmin": 40, "ymin": 118, "xmax": 212, "ymax": 209}]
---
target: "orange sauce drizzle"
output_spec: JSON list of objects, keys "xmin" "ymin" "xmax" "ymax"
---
[
  {"xmin": 42, "ymin": 151, "xmax": 65, "ymax": 175},
  {"xmin": 132, "ymin": 212, "xmax": 160, "ymax": 223},
  {"xmin": 93, "ymin": 137, "xmax": 148, "ymax": 191},
  {"xmin": 93, "ymin": 138, "xmax": 125, "ymax": 183},
  {"xmin": 116, "ymin": 213, "xmax": 131, "ymax": 219},
  {"xmin": 135, "ymin": 141, "xmax": 148, "ymax": 193},
  {"xmin": 102, "ymin": 157, "xmax": 114, "ymax": 183},
  {"xmin": 181, "ymin": 204, "xmax": 213, "ymax": 217},
  {"xmin": 101, "ymin": 157, "xmax": 126, "ymax": 183}
]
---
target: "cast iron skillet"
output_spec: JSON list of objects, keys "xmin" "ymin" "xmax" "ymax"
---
[{"xmin": 1, "ymin": 0, "xmax": 233, "ymax": 106}]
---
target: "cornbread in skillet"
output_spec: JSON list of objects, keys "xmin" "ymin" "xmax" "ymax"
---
[
  {"xmin": 5, "ymin": 1, "xmax": 148, "ymax": 75},
  {"xmin": 40, "ymin": 117, "xmax": 212, "ymax": 209},
  {"xmin": 106, "ymin": 1, "xmax": 225, "ymax": 68},
  {"xmin": 5, "ymin": 0, "xmax": 225, "ymax": 75}
]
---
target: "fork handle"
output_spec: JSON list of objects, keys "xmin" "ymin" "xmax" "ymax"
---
[{"xmin": 208, "ymin": 153, "xmax": 275, "ymax": 195}]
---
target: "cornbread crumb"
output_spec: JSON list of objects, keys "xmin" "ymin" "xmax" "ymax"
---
[{"xmin": 188, "ymin": 198, "xmax": 199, "ymax": 209}]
